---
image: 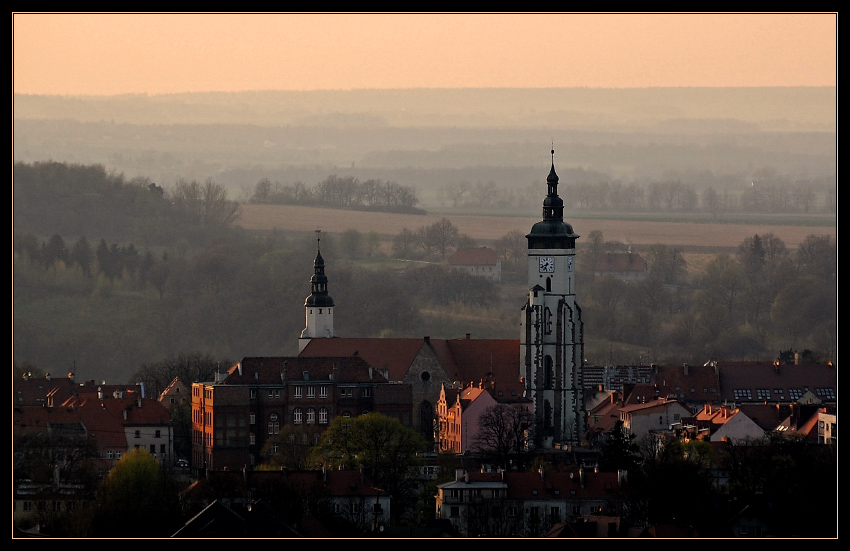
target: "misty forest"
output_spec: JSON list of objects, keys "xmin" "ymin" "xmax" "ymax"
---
[{"xmin": 13, "ymin": 88, "xmax": 836, "ymax": 389}]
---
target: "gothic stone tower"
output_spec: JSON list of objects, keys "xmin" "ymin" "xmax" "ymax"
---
[
  {"xmin": 299, "ymin": 231, "xmax": 336, "ymax": 352},
  {"xmin": 520, "ymin": 150, "xmax": 586, "ymax": 448}
]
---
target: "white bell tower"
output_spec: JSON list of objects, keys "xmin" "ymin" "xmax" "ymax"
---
[
  {"xmin": 299, "ymin": 230, "xmax": 336, "ymax": 352},
  {"xmin": 520, "ymin": 150, "xmax": 586, "ymax": 448}
]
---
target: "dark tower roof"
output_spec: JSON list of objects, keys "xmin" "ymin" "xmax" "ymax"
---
[
  {"xmin": 305, "ymin": 233, "xmax": 334, "ymax": 308},
  {"xmin": 527, "ymin": 149, "xmax": 579, "ymax": 249}
]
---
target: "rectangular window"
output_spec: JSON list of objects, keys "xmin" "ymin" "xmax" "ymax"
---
[
  {"xmin": 135, "ymin": 430, "xmax": 140, "ymax": 438},
  {"xmin": 319, "ymin": 386, "xmax": 328, "ymax": 398},
  {"xmin": 307, "ymin": 386, "xmax": 315, "ymax": 398},
  {"xmin": 160, "ymin": 444, "xmax": 166, "ymax": 453},
  {"xmin": 294, "ymin": 387, "xmax": 302, "ymax": 398},
  {"xmin": 250, "ymin": 389, "xmax": 257, "ymax": 399},
  {"xmin": 250, "ymin": 413, "xmax": 256, "ymax": 425},
  {"xmin": 155, "ymin": 430, "xmax": 161, "ymax": 438}
]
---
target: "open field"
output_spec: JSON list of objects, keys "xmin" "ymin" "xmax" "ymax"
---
[{"xmin": 235, "ymin": 204, "xmax": 835, "ymax": 252}]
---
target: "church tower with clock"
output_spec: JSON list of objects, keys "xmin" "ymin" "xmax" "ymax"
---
[{"xmin": 520, "ymin": 150, "xmax": 586, "ymax": 449}]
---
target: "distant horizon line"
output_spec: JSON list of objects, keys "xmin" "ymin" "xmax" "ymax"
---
[{"xmin": 13, "ymin": 84, "xmax": 837, "ymax": 99}]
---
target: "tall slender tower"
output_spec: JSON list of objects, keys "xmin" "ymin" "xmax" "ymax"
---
[
  {"xmin": 299, "ymin": 230, "xmax": 336, "ymax": 352},
  {"xmin": 520, "ymin": 150, "xmax": 586, "ymax": 448}
]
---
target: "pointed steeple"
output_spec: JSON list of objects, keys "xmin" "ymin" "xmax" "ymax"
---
[
  {"xmin": 305, "ymin": 230, "xmax": 334, "ymax": 308},
  {"xmin": 526, "ymin": 148, "xmax": 578, "ymax": 249}
]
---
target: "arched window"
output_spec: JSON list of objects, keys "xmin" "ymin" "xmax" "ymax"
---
[
  {"xmin": 306, "ymin": 408, "xmax": 316, "ymax": 425},
  {"xmin": 319, "ymin": 408, "xmax": 328, "ymax": 425}
]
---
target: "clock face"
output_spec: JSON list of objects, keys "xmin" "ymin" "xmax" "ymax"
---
[{"xmin": 539, "ymin": 256, "xmax": 555, "ymax": 273}]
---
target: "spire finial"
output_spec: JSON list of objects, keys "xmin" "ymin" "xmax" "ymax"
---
[{"xmin": 315, "ymin": 229, "xmax": 321, "ymax": 252}]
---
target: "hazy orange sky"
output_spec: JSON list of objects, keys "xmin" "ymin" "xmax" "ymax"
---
[{"xmin": 13, "ymin": 13, "xmax": 837, "ymax": 96}]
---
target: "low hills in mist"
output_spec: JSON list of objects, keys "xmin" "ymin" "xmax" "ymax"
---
[{"xmin": 13, "ymin": 87, "xmax": 836, "ymax": 130}]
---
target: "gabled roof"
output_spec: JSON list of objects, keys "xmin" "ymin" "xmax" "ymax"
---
[
  {"xmin": 299, "ymin": 338, "xmax": 426, "ymax": 381},
  {"xmin": 619, "ymin": 398, "xmax": 693, "ymax": 418},
  {"xmin": 652, "ymin": 364, "xmax": 720, "ymax": 404},
  {"xmin": 448, "ymin": 247, "xmax": 499, "ymax": 266},
  {"xmin": 221, "ymin": 356, "xmax": 387, "ymax": 385},
  {"xmin": 299, "ymin": 336, "xmax": 522, "ymax": 395}
]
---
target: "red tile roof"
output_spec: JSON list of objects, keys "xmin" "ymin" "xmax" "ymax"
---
[
  {"xmin": 448, "ymin": 247, "xmax": 499, "ymax": 266},
  {"xmin": 300, "ymin": 336, "xmax": 522, "ymax": 394},
  {"xmin": 504, "ymin": 469, "xmax": 621, "ymax": 501}
]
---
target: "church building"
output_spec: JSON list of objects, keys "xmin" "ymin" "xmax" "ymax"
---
[
  {"xmin": 299, "ymin": 151, "xmax": 586, "ymax": 450},
  {"xmin": 520, "ymin": 150, "xmax": 587, "ymax": 448}
]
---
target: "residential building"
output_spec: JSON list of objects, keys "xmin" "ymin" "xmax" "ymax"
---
[
  {"xmin": 176, "ymin": 468, "xmax": 390, "ymax": 537},
  {"xmin": 592, "ymin": 252, "xmax": 647, "ymax": 282},
  {"xmin": 436, "ymin": 381, "xmax": 533, "ymax": 454},
  {"xmin": 618, "ymin": 398, "xmax": 693, "ymax": 442},
  {"xmin": 715, "ymin": 360, "xmax": 837, "ymax": 407},
  {"xmin": 436, "ymin": 466, "xmax": 625, "ymax": 537},
  {"xmin": 190, "ymin": 355, "xmax": 407, "ymax": 471},
  {"xmin": 448, "ymin": 246, "xmax": 501, "ymax": 282}
]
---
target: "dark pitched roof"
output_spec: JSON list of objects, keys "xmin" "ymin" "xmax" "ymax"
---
[
  {"xmin": 717, "ymin": 361, "xmax": 837, "ymax": 404},
  {"xmin": 652, "ymin": 363, "xmax": 721, "ymax": 403},
  {"xmin": 221, "ymin": 356, "xmax": 386, "ymax": 385}
]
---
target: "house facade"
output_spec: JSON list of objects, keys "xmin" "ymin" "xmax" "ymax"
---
[
  {"xmin": 190, "ymin": 355, "xmax": 410, "ymax": 471},
  {"xmin": 448, "ymin": 247, "xmax": 502, "ymax": 282},
  {"xmin": 436, "ymin": 467, "xmax": 625, "ymax": 537}
]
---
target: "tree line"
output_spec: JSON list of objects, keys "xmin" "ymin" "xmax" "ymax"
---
[{"xmin": 250, "ymin": 174, "xmax": 425, "ymax": 214}]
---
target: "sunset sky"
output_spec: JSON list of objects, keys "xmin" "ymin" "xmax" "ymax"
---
[{"xmin": 13, "ymin": 13, "xmax": 837, "ymax": 96}]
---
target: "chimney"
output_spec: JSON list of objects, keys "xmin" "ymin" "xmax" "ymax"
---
[
  {"xmin": 539, "ymin": 466, "xmax": 544, "ymax": 480},
  {"xmin": 683, "ymin": 363, "xmax": 689, "ymax": 376},
  {"xmin": 465, "ymin": 333, "xmax": 471, "ymax": 339},
  {"xmin": 45, "ymin": 373, "xmax": 51, "ymax": 381},
  {"xmin": 456, "ymin": 468, "xmax": 464, "ymax": 482},
  {"xmin": 794, "ymin": 352, "xmax": 800, "ymax": 365},
  {"xmin": 424, "ymin": 336, "xmax": 430, "ymax": 345},
  {"xmin": 368, "ymin": 366, "xmax": 373, "ymax": 380}
]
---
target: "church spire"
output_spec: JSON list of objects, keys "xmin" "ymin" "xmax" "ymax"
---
[
  {"xmin": 300, "ymin": 230, "xmax": 336, "ymax": 349},
  {"xmin": 306, "ymin": 230, "xmax": 333, "ymax": 307}
]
